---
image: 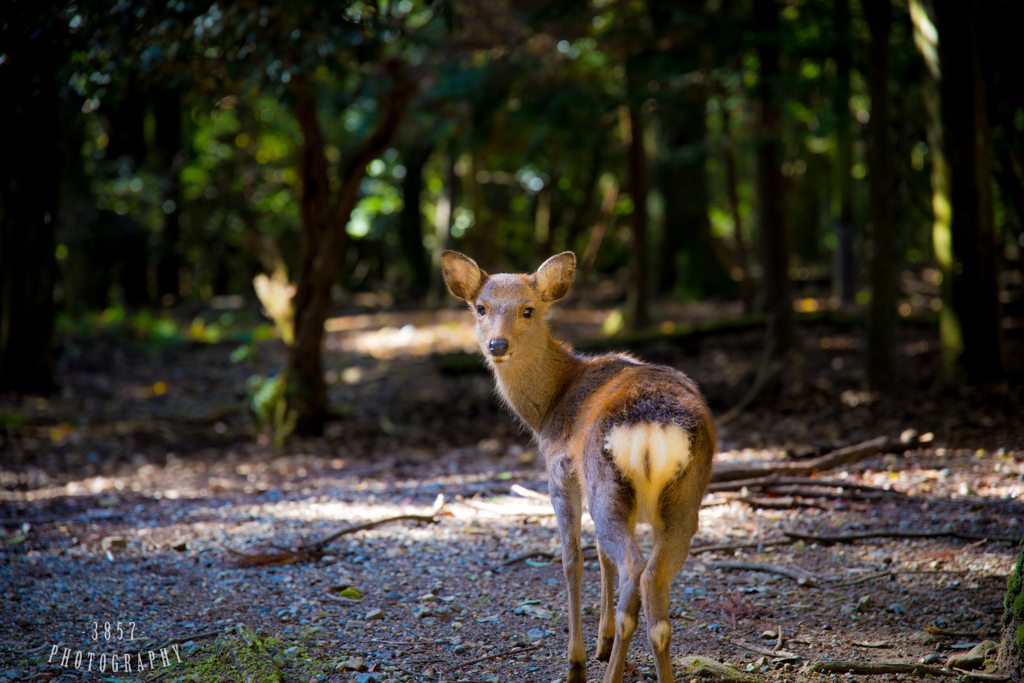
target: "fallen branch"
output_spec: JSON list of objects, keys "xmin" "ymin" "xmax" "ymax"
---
[
  {"xmin": 690, "ymin": 540, "xmax": 795, "ymax": 555},
  {"xmin": 501, "ymin": 544, "xmax": 597, "ymax": 567},
  {"xmin": 709, "ymin": 561, "xmax": 829, "ymax": 585},
  {"xmin": 436, "ymin": 643, "xmax": 542, "ymax": 677},
  {"xmin": 784, "ymin": 530, "xmax": 1019, "ymax": 545},
  {"xmin": 225, "ymin": 501, "xmax": 444, "ymax": 567},
  {"xmin": 711, "ymin": 436, "xmax": 890, "ymax": 483},
  {"xmin": 310, "ymin": 512, "xmax": 441, "ymax": 550},
  {"xmin": 802, "ymin": 660, "xmax": 952, "ymax": 676},
  {"xmin": 708, "ymin": 476, "xmax": 894, "ymax": 493}
]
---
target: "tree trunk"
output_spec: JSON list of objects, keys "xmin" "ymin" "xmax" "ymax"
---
[
  {"xmin": 288, "ymin": 70, "xmax": 413, "ymax": 435},
  {"xmin": 864, "ymin": 0, "xmax": 897, "ymax": 394},
  {"xmin": 934, "ymin": 0, "xmax": 1005, "ymax": 384},
  {"xmin": 399, "ymin": 145, "xmax": 432, "ymax": 300},
  {"xmin": 724, "ymin": 137, "xmax": 755, "ymax": 312},
  {"xmin": 155, "ymin": 88, "xmax": 183, "ymax": 305},
  {"xmin": 833, "ymin": 0, "xmax": 857, "ymax": 303},
  {"xmin": 909, "ymin": 0, "xmax": 959, "ymax": 381},
  {"xmin": 0, "ymin": 15, "xmax": 62, "ymax": 393},
  {"xmin": 628, "ymin": 102, "xmax": 651, "ymax": 331},
  {"xmin": 658, "ymin": 86, "xmax": 728, "ymax": 299},
  {"xmin": 754, "ymin": 0, "xmax": 795, "ymax": 357}
]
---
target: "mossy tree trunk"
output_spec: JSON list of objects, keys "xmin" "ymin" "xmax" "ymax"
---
[{"xmin": 1001, "ymin": 536, "xmax": 1024, "ymax": 682}]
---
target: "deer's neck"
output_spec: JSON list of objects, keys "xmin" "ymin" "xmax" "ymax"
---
[{"xmin": 492, "ymin": 334, "xmax": 581, "ymax": 433}]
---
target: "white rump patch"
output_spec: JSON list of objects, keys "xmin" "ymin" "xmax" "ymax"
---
[{"xmin": 604, "ymin": 423, "xmax": 691, "ymax": 522}]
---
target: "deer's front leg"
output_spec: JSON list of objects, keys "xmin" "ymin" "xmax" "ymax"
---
[{"xmin": 548, "ymin": 455, "xmax": 585, "ymax": 683}]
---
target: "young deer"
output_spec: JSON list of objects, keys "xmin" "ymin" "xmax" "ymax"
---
[{"xmin": 442, "ymin": 250, "xmax": 716, "ymax": 683}]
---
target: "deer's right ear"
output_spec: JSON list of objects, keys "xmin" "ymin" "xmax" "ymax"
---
[
  {"xmin": 535, "ymin": 251, "xmax": 576, "ymax": 302},
  {"xmin": 441, "ymin": 251, "xmax": 488, "ymax": 302}
]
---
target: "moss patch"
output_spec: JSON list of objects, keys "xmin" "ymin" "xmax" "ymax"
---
[{"xmin": 145, "ymin": 627, "xmax": 335, "ymax": 683}]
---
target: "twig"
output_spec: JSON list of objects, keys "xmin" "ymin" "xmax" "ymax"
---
[
  {"xmin": 12, "ymin": 643, "xmax": 51, "ymax": 654},
  {"xmin": 802, "ymin": 660, "xmax": 953, "ymax": 676},
  {"xmin": 952, "ymin": 671, "xmax": 1011, "ymax": 683},
  {"xmin": 711, "ymin": 436, "xmax": 890, "ymax": 483},
  {"xmin": 709, "ymin": 561, "xmax": 830, "ymax": 585},
  {"xmin": 510, "ymin": 484, "xmax": 550, "ymax": 501},
  {"xmin": 784, "ymin": 530, "xmax": 1019, "ymax": 544},
  {"xmin": 436, "ymin": 643, "xmax": 542, "ymax": 677},
  {"xmin": 393, "ymin": 664, "xmax": 440, "ymax": 681},
  {"xmin": 690, "ymin": 539, "xmax": 795, "ymax": 555},
  {"xmin": 311, "ymin": 512, "xmax": 441, "ymax": 550},
  {"xmin": 924, "ymin": 626, "xmax": 1000, "ymax": 638},
  {"xmin": 833, "ymin": 570, "xmax": 896, "ymax": 587},
  {"xmin": 729, "ymin": 639, "xmax": 800, "ymax": 660},
  {"xmin": 848, "ymin": 639, "xmax": 892, "ymax": 648},
  {"xmin": 737, "ymin": 496, "xmax": 828, "ymax": 510}
]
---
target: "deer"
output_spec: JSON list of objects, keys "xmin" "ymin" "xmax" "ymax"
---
[{"xmin": 441, "ymin": 250, "xmax": 716, "ymax": 683}]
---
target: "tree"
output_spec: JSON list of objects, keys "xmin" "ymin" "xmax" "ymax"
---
[
  {"xmin": 753, "ymin": 0, "xmax": 795, "ymax": 358},
  {"xmin": 0, "ymin": 0, "xmax": 67, "ymax": 393},
  {"xmin": 833, "ymin": 0, "xmax": 857, "ymax": 303},
  {"xmin": 289, "ymin": 70, "xmax": 414, "ymax": 433},
  {"xmin": 933, "ymin": 0, "xmax": 1005, "ymax": 384},
  {"xmin": 864, "ymin": 0, "xmax": 897, "ymax": 393}
]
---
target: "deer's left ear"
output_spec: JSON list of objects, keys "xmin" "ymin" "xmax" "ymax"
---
[{"xmin": 534, "ymin": 251, "xmax": 576, "ymax": 302}]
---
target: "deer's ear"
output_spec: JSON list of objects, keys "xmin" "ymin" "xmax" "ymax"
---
[
  {"xmin": 534, "ymin": 251, "xmax": 576, "ymax": 302},
  {"xmin": 441, "ymin": 251, "xmax": 488, "ymax": 302}
]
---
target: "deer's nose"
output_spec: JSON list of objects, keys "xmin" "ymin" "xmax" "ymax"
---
[{"xmin": 489, "ymin": 338, "xmax": 509, "ymax": 357}]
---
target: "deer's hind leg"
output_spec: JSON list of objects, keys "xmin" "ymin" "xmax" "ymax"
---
[
  {"xmin": 642, "ymin": 476, "xmax": 705, "ymax": 683},
  {"xmin": 587, "ymin": 474, "xmax": 644, "ymax": 683},
  {"xmin": 548, "ymin": 455, "xmax": 587, "ymax": 683},
  {"xmin": 595, "ymin": 543, "xmax": 617, "ymax": 661}
]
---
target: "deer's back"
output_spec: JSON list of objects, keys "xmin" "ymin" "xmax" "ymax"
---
[{"xmin": 547, "ymin": 355, "xmax": 716, "ymax": 520}]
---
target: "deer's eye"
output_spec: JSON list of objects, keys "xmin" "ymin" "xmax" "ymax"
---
[
  {"xmin": 523, "ymin": 307, "xmax": 534, "ymax": 319},
  {"xmin": 476, "ymin": 305, "xmax": 486, "ymax": 316}
]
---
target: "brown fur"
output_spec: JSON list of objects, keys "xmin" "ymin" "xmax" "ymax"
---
[{"xmin": 441, "ymin": 250, "xmax": 716, "ymax": 683}]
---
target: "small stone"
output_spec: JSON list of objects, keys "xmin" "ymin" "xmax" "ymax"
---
[
  {"xmin": 921, "ymin": 654, "xmax": 940, "ymax": 664},
  {"xmin": 171, "ymin": 540, "xmax": 188, "ymax": 552},
  {"xmin": 454, "ymin": 644, "xmax": 468, "ymax": 654},
  {"xmin": 283, "ymin": 646, "xmax": 301, "ymax": 659},
  {"xmin": 526, "ymin": 628, "xmax": 546, "ymax": 640},
  {"xmin": 366, "ymin": 608, "xmax": 384, "ymax": 621},
  {"xmin": 855, "ymin": 595, "xmax": 873, "ymax": 613},
  {"xmin": 761, "ymin": 630, "xmax": 777, "ymax": 640},
  {"xmin": 353, "ymin": 674, "xmax": 382, "ymax": 683},
  {"xmin": 420, "ymin": 593, "xmax": 437, "ymax": 602},
  {"xmin": 887, "ymin": 602, "xmax": 906, "ymax": 614},
  {"xmin": 341, "ymin": 656, "xmax": 365, "ymax": 671},
  {"xmin": 101, "ymin": 536, "xmax": 127, "ymax": 549},
  {"xmin": 451, "ymin": 621, "xmax": 463, "ymax": 630},
  {"xmin": 345, "ymin": 620, "xmax": 365, "ymax": 630}
]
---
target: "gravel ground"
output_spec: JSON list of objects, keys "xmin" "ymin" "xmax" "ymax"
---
[{"xmin": 1, "ymin": 305, "xmax": 1022, "ymax": 683}]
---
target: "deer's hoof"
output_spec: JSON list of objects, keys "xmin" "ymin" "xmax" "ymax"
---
[
  {"xmin": 567, "ymin": 661, "xmax": 587, "ymax": 683},
  {"xmin": 596, "ymin": 638, "xmax": 614, "ymax": 662}
]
